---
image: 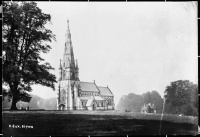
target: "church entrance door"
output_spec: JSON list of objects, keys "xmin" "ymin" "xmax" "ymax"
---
[{"xmin": 59, "ymin": 104, "xmax": 65, "ymax": 110}]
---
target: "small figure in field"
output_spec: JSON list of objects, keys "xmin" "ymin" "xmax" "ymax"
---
[{"xmin": 125, "ymin": 109, "xmax": 130, "ymax": 112}]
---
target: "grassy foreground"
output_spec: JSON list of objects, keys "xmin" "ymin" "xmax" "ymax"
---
[{"xmin": 3, "ymin": 110, "xmax": 198, "ymax": 136}]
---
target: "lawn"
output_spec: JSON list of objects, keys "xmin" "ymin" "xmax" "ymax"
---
[{"xmin": 3, "ymin": 110, "xmax": 198, "ymax": 136}]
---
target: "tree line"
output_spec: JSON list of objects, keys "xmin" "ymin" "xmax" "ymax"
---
[
  {"xmin": 116, "ymin": 90, "xmax": 163, "ymax": 113},
  {"xmin": 3, "ymin": 94, "xmax": 57, "ymax": 110},
  {"xmin": 117, "ymin": 80, "xmax": 198, "ymax": 116}
]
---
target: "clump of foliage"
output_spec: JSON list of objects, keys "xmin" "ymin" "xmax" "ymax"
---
[
  {"xmin": 164, "ymin": 80, "xmax": 198, "ymax": 116},
  {"xmin": 3, "ymin": 1, "xmax": 57, "ymax": 110}
]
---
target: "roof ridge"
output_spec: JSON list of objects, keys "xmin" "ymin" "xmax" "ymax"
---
[
  {"xmin": 94, "ymin": 82, "xmax": 101, "ymax": 93},
  {"xmin": 107, "ymin": 86, "xmax": 114, "ymax": 96},
  {"xmin": 79, "ymin": 81, "xmax": 100, "ymax": 93},
  {"xmin": 97, "ymin": 85, "xmax": 114, "ymax": 96}
]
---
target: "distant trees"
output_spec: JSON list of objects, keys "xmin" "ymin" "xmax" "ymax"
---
[
  {"xmin": 116, "ymin": 91, "xmax": 163, "ymax": 113},
  {"xmin": 143, "ymin": 91, "xmax": 151, "ymax": 104},
  {"xmin": 164, "ymin": 80, "xmax": 198, "ymax": 116},
  {"xmin": 3, "ymin": 94, "xmax": 57, "ymax": 110},
  {"xmin": 3, "ymin": 1, "xmax": 57, "ymax": 110},
  {"xmin": 116, "ymin": 93, "xmax": 143, "ymax": 112},
  {"xmin": 117, "ymin": 80, "xmax": 197, "ymax": 116}
]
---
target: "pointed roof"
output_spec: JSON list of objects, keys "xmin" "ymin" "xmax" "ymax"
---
[
  {"xmin": 98, "ymin": 86, "xmax": 114, "ymax": 96},
  {"xmin": 65, "ymin": 58, "xmax": 71, "ymax": 68},
  {"xmin": 65, "ymin": 20, "xmax": 72, "ymax": 45},
  {"xmin": 63, "ymin": 20, "xmax": 75, "ymax": 69},
  {"xmin": 79, "ymin": 81, "xmax": 100, "ymax": 92},
  {"xmin": 65, "ymin": 20, "xmax": 71, "ymax": 44}
]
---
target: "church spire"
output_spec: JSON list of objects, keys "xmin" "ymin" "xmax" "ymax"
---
[
  {"xmin": 67, "ymin": 19, "xmax": 70, "ymax": 33},
  {"xmin": 63, "ymin": 19, "xmax": 75, "ymax": 68},
  {"xmin": 62, "ymin": 19, "xmax": 76, "ymax": 81},
  {"xmin": 65, "ymin": 19, "xmax": 71, "ymax": 44},
  {"xmin": 67, "ymin": 20, "xmax": 70, "ymax": 29}
]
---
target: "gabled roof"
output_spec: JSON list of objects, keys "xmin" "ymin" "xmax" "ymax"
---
[
  {"xmin": 98, "ymin": 86, "xmax": 114, "ymax": 96},
  {"xmin": 79, "ymin": 81, "xmax": 100, "ymax": 92},
  {"xmin": 94, "ymin": 96, "xmax": 105, "ymax": 101}
]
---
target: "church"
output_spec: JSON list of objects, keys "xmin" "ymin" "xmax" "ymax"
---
[{"xmin": 57, "ymin": 20, "xmax": 115, "ymax": 110}]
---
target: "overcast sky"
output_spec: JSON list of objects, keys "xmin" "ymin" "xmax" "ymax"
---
[{"xmin": 31, "ymin": 2, "xmax": 198, "ymax": 106}]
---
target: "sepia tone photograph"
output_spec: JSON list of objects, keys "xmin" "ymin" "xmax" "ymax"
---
[{"xmin": 2, "ymin": 1, "xmax": 198, "ymax": 136}]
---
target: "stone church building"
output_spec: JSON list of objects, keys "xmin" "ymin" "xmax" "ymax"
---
[{"xmin": 57, "ymin": 20, "xmax": 114, "ymax": 110}]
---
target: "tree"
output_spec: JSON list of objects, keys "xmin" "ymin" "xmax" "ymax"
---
[
  {"xmin": 149, "ymin": 90, "xmax": 163, "ymax": 113},
  {"xmin": 164, "ymin": 80, "xmax": 198, "ymax": 116},
  {"xmin": 142, "ymin": 91, "xmax": 163, "ymax": 113},
  {"xmin": 3, "ymin": 1, "xmax": 57, "ymax": 110},
  {"xmin": 117, "ymin": 93, "xmax": 139, "ymax": 112},
  {"xmin": 142, "ymin": 91, "xmax": 151, "ymax": 104}
]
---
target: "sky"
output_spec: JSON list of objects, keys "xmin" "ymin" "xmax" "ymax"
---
[{"xmin": 31, "ymin": 2, "xmax": 198, "ymax": 106}]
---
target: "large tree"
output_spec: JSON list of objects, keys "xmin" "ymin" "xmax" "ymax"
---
[
  {"xmin": 142, "ymin": 90, "xmax": 163, "ymax": 113},
  {"xmin": 164, "ymin": 80, "xmax": 198, "ymax": 116},
  {"xmin": 142, "ymin": 91, "xmax": 151, "ymax": 104},
  {"xmin": 3, "ymin": 1, "xmax": 57, "ymax": 110},
  {"xmin": 116, "ymin": 93, "xmax": 144, "ymax": 112}
]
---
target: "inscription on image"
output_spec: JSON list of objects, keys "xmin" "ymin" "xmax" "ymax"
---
[{"xmin": 9, "ymin": 124, "xmax": 33, "ymax": 129}]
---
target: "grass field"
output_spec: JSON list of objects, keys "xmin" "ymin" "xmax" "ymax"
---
[{"xmin": 3, "ymin": 110, "xmax": 198, "ymax": 136}]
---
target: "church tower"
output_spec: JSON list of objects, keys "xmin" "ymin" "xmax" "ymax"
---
[{"xmin": 57, "ymin": 20, "xmax": 79, "ymax": 110}]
